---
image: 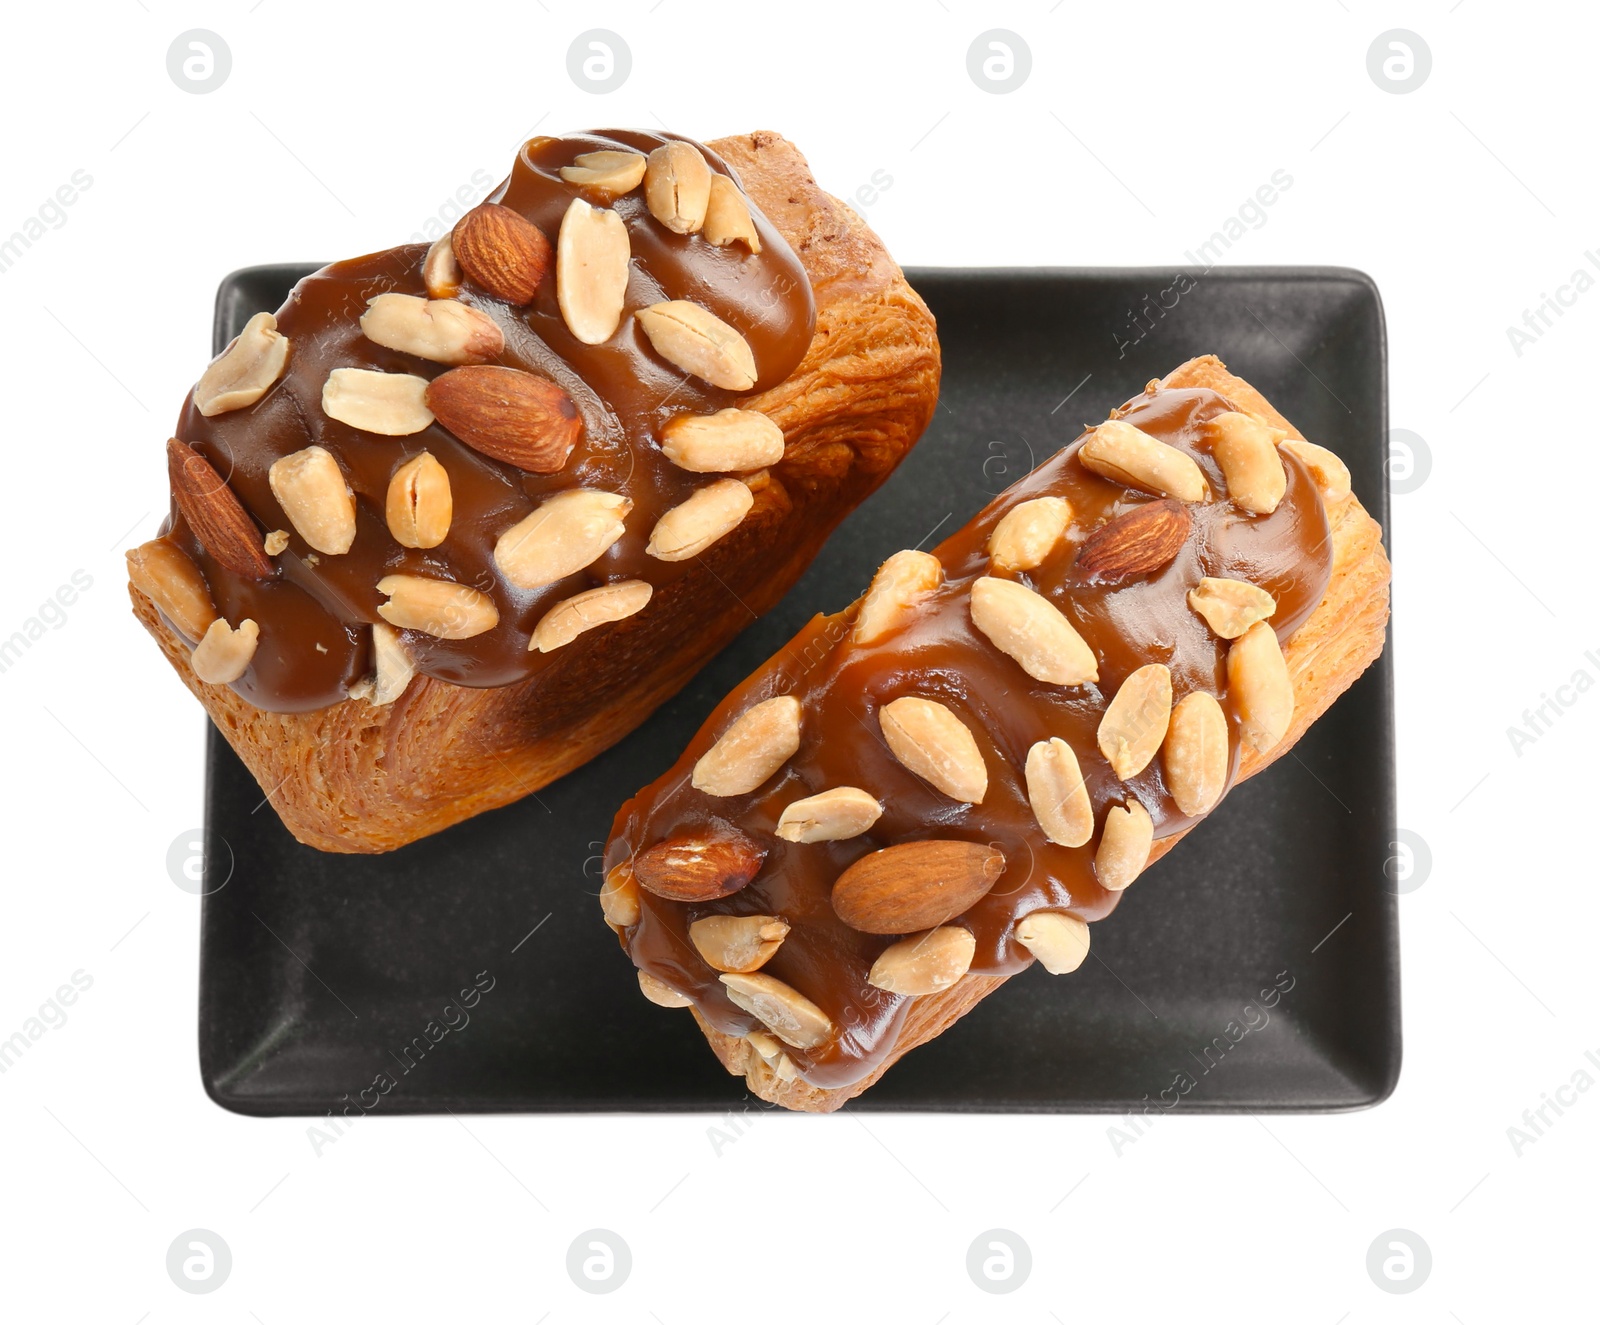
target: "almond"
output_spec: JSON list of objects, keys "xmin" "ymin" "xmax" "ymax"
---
[
  {"xmin": 689, "ymin": 914, "xmax": 790, "ymax": 973},
  {"xmin": 530, "ymin": 579, "xmax": 652, "ymax": 652},
  {"xmin": 322, "ymin": 368, "xmax": 434, "ymax": 436},
  {"xmin": 1014, "ymin": 911, "xmax": 1091, "ymax": 974},
  {"xmin": 867, "ymin": 926, "xmax": 975, "ymax": 996},
  {"xmin": 987, "ymin": 495, "xmax": 1071, "ymax": 572},
  {"xmin": 644, "ymin": 141, "xmax": 712, "ymax": 234},
  {"xmin": 559, "ymin": 149, "xmax": 647, "ymax": 195},
  {"xmin": 556, "ymin": 198, "xmax": 631, "ymax": 345},
  {"xmin": 832, "ymin": 839, "xmax": 1006, "ymax": 935},
  {"xmin": 359, "ymin": 293, "xmax": 504, "ymax": 366},
  {"xmin": 776, "ymin": 786, "xmax": 882, "ymax": 843},
  {"xmin": 638, "ymin": 970, "xmax": 693, "ymax": 1008},
  {"xmin": 692, "ymin": 694, "xmax": 802, "ymax": 796},
  {"xmin": 268, "ymin": 445, "xmax": 355, "ymax": 556},
  {"xmin": 646, "ymin": 477, "xmax": 753, "ymax": 562},
  {"xmin": 1098, "ymin": 663, "xmax": 1173, "ymax": 780},
  {"xmin": 1024, "ymin": 737, "xmax": 1093, "ymax": 847},
  {"xmin": 660, "ymin": 408, "xmax": 784, "ymax": 473},
  {"xmin": 375, "ymin": 574, "xmax": 499, "ymax": 639},
  {"xmin": 1188, "ymin": 576, "xmax": 1276, "ymax": 639},
  {"xmin": 633, "ymin": 830, "xmax": 767, "ymax": 902},
  {"xmin": 600, "ymin": 861, "xmax": 642, "ymax": 930},
  {"xmin": 194, "ymin": 311, "xmax": 289, "ymax": 416},
  {"xmin": 1227, "ymin": 620, "xmax": 1294, "ymax": 753},
  {"xmin": 719, "ymin": 972, "xmax": 832, "ymax": 1050},
  {"xmin": 879, "ymin": 697, "xmax": 988, "ymax": 804},
  {"xmin": 1279, "ymin": 438, "xmax": 1351, "ymax": 502},
  {"xmin": 1205, "ymin": 411, "xmax": 1286, "ymax": 514},
  {"xmin": 426, "ymin": 365, "xmax": 582, "ymax": 473},
  {"xmin": 451, "ymin": 202, "xmax": 552, "ymax": 304},
  {"xmin": 1080, "ymin": 419, "xmax": 1209, "ymax": 502},
  {"xmin": 703, "ymin": 173, "xmax": 762, "ymax": 252},
  {"xmin": 493, "ymin": 489, "xmax": 630, "ymax": 590},
  {"xmin": 1096, "ymin": 800, "xmax": 1153, "ymax": 891},
  {"xmin": 422, "ymin": 234, "xmax": 461, "ymax": 298},
  {"xmin": 853, "ymin": 549, "xmax": 942, "ymax": 646},
  {"xmin": 368, "ymin": 622, "xmax": 415, "ymax": 705},
  {"xmin": 635, "ymin": 301, "xmax": 757, "ymax": 390},
  {"xmin": 166, "ymin": 438, "xmax": 274, "ymax": 578},
  {"xmin": 1164, "ymin": 691, "xmax": 1229, "ymax": 816},
  {"xmin": 1074, "ymin": 499, "xmax": 1191, "ymax": 583},
  {"xmin": 190, "ymin": 617, "xmax": 259, "ymax": 685},
  {"xmin": 385, "ymin": 451, "xmax": 453, "ymax": 549},
  {"xmin": 126, "ymin": 539, "xmax": 217, "ymax": 643},
  {"xmin": 968, "ymin": 576, "xmax": 1098, "ymax": 686}
]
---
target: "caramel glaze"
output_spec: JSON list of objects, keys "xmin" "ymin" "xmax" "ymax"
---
[
  {"xmin": 154, "ymin": 130, "xmax": 816, "ymax": 711},
  {"xmin": 608, "ymin": 384, "xmax": 1333, "ymax": 1089}
]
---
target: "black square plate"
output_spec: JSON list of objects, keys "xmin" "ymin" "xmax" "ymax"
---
[{"xmin": 199, "ymin": 266, "xmax": 1397, "ymax": 1115}]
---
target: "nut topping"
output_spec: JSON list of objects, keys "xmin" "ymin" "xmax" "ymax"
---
[
  {"xmin": 190, "ymin": 617, "xmax": 259, "ymax": 685},
  {"xmin": 719, "ymin": 972, "xmax": 833, "ymax": 1050},
  {"xmin": 1074, "ymin": 499, "xmax": 1191, "ymax": 583},
  {"xmin": 1227, "ymin": 620, "xmax": 1294, "ymax": 753},
  {"xmin": 1096, "ymin": 800, "xmax": 1154, "ymax": 891},
  {"xmin": 633, "ymin": 830, "xmax": 767, "ymax": 901},
  {"xmin": 853, "ymin": 549, "xmax": 942, "ymax": 646},
  {"xmin": 968, "ymin": 576, "xmax": 1098, "ymax": 686},
  {"xmin": 126, "ymin": 539, "xmax": 217, "ymax": 643},
  {"xmin": 644, "ymin": 141, "xmax": 712, "ymax": 234},
  {"xmin": 635, "ymin": 301, "xmax": 757, "ymax": 390},
  {"xmin": 421, "ymin": 234, "xmax": 461, "ymax": 299},
  {"xmin": 263, "ymin": 530, "xmax": 289, "ymax": 556},
  {"xmin": 375, "ymin": 574, "xmax": 499, "ymax": 639},
  {"xmin": 832, "ymin": 839, "xmax": 1005, "ymax": 935},
  {"xmin": 493, "ymin": 489, "xmax": 630, "ymax": 590},
  {"xmin": 879, "ymin": 696, "xmax": 988, "ymax": 804},
  {"xmin": 359, "ymin": 292, "xmax": 504, "ymax": 366},
  {"xmin": 194, "ymin": 311, "xmax": 289, "ymax": 416},
  {"xmin": 638, "ymin": 970, "xmax": 692, "ymax": 1008},
  {"xmin": 692, "ymin": 694, "xmax": 802, "ymax": 796},
  {"xmin": 689, "ymin": 914, "xmax": 790, "ymax": 973},
  {"xmin": 867, "ymin": 926, "xmax": 976, "ymax": 996},
  {"xmin": 1163, "ymin": 691, "xmax": 1229, "ymax": 816},
  {"xmin": 556, "ymin": 197, "xmax": 631, "ymax": 345},
  {"xmin": 1279, "ymin": 438, "xmax": 1351, "ymax": 501},
  {"xmin": 1024, "ymin": 737, "xmax": 1093, "ymax": 847},
  {"xmin": 1187, "ymin": 576, "xmax": 1276, "ymax": 639},
  {"xmin": 385, "ymin": 452, "xmax": 453, "ymax": 549},
  {"xmin": 367, "ymin": 622, "xmax": 416, "ymax": 705},
  {"xmin": 1080, "ymin": 419, "xmax": 1209, "ymax": 502},
  {"xmin": 660, "ymin": 408, "xmax": 784, "ymax": 473},
  {"xmin": 703, "ymin": 173, "xmax": 762, "ymax": 252},
  {"xmin": 530, "ymin": 579, "xmax": 652, "ymax": 653},
  {"xmin": 559, "ymin": 149, "xmax": 647, "ymax": 195},
  {"xmin": 426, "ymin": 365, "xmax": 582, "ymax": 473},
  {"xmin": 165, "ymin": 438, "xmax": 275, "ymax": 579},
  {"xmin": 1098, "ymin": 663, "xmax": 1173, "ymax": 780},
  {"xmin": 322, "ymin": 367, "xmax": 435, "ymax": 436},
  {"xmin": 1014, "ymin": 911, "xmax": 1091, "ymax": 974},
  {"xmin": 268, "ymin": 446, "xmax": 356, "ymax": 556},
  {"xmin": 600, "ymin": 862, "xmax": 642, "ymax": 930},
  {"xmin": 988, "ymin": 496, "xmax": 1071, "ymax": 572},
  {"xmin": 1205, "ymin": 410, "xmax": 1287, "ymax": 515},
  {"xmin": 646, "ymin": 477, "xmax": 753, "ymax": 562},
  {"xmin": 776, "ymin": 786, "xmax": 882, "ymax": 843},
  {"xmin": 450, "ymin": 202, "xmax": 552, "ymax": 304}
]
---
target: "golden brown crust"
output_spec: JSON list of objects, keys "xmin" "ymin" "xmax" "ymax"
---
[
  {"xmin": 130, "ymin": 132, "xmax": 940, "ymax": 854},
  {"xmin": 697, "ymin": 355, "xmax": 1391, "ymax": 1112}
]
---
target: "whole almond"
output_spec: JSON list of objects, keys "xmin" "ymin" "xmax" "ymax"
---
[
  {"xmin": 639, "ymin": 971, "xmax": 693, "ymax": 1008},
  {"xmin": 166, "ymin": 438, "xmax": 274, "ymax": 578},
  {"xmin": 530, "ymin": 579, "xmax": 652, "ymax": 653},
  {"xmin": 1164, "ymin": 691, "xmax": 1229, "ymax": 816},
  {"xmin": 868, "ymin": 926, "xmax": 975, "ymax": 996},
  {"xmin": 1206, "ymin": 411, "xmax": 1287, "ymax": 514},
  {"xmin": 359, "ymin": 293, "xmax": 503, "ymax": 366},
  {"xmin": 968, "ymin": 576, "xmax": 1098, "ymax": 686},
  {"xmin": 493, "ymin": 489, "xmax": 630, "ymax": 590},
  {"xmin": 1188, "ymin": 576, "xmax": 1276, "ymax": 639},
  {"xmin": 1096, "ymin": 800, "xmax": 1154, "ymax": 891},
  {"xmin": 426, "ymin": 365, "xmax": 582, "ymax": 473},
  {"xmin": 385, "ymin": 452, "xmax": 453, "ymax": 549},
  {"xmin": 1074, "ymin": 499, "xmax": 1191, "ymax": 583},
  {"xmin": 853, "ymin": 549, "xmax": 942, "ymax": 646},
  {"xmin": 633, "ymin": 830, "xmax": 767, "ymax": 902},
  {"xmin": 600, "ymin": 861, "xmax": 642, "ymax": 930},
  {"xmin": 719, "ymin": 972, "xmax": 832, "ymax": 1050},
  {"xmin": 635, "ymin": 301, "xmax": 757, "ymax": 390},
  {"xmin": 1080, "ymin": 419, "xmax": 1209, "ymax": 502},
  {"xmin": 1014, "ymin": 911, "xmax": 1091, "ymax": 974},
  {"xmin": 268, "ymin": 445, "xmax": 355, "ymax": 556},
  {"xmin": 880, "ymin": 697, "xmax": 988, "ymax": 804},
  {"xmin": 776, "ymin": 786, "xmax": 882, "ymax": 843},
  {"xmin": 556, "ymin": 197, "xmax": 631, "ymax": 345},
  {"xmin": 559, "ymin": 149, "xmax": 647, "ymax": 195},
  {"xmin": 1098, "ymin": 663, "xmax": 1173, "ymax": 780},
  {"xmin": 1279, "ymin": 438, "xmax": 1351, "ymax": 501},
  {"xmin": 322, "ymin": 367, "xmax": 435, "ymax": 436},
  {"xmin": 368, "ymin": 621, "xmax": 415, "ymax": 705},
  {"xmin": 689, "ymin": 914, "xmax": 790, "ymax": 973},
  {"xmin": 375, "ymin": 574, "xmax": 499, "ymax": 639},
  {"xmin": 1227, "ymin": 620, "xmax": 1294, "ymax": 753},
  {"xmin": 1025, "ymin": 737, "xmax": 1094, "ymax": 847},
  {"xmin": 692, "ymin": 694, "xmax": 802, "ymax": 796},
  {"xmin": 451, "ymin": 202, "xmax": 552, "ymax": 304},
  {"xmin": 988, "ymin": 495, "xmax": 1071, "ymax": 572},
  {"xmin": 832, "ymin": 839, "xmax": 1006, "ymax": 935},
  {"xmin": 646, "ymin": 478, "xmax": 753, "ymax": 562},
  {"xmin": 190, "ymin": 617, "xmax": 259, "ymax": 685},
  {"xmin": 422, "ymin": 234, "xmax": 461, "ymax": 298},
  {"xmin": 194, "ymin": 311, "xmax": 289, "ymax": 416},
  {"xmin": 644, "ymin": 141, "xmax": 712, "ymax": 234},
  {"xmin": 660, "ymin": 408, "xmax": 784, "ymax": 473},
  {"xmin": 703, "ymin": 173, "xmax": 762, "ymax": 252},
  {"xmin": 126, "ymin": 539, "xmax": 217, "ymax": 643}
]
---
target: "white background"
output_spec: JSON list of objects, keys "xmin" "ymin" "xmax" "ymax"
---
[{"xmin": 0, "ymin": 1, "xmax": 1592, "ymax": 1319}]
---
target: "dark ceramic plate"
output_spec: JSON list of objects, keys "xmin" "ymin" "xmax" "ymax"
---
[{"xmin": 198, "ymin": 265, "xmax": 1398, "ymax": 1115}]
